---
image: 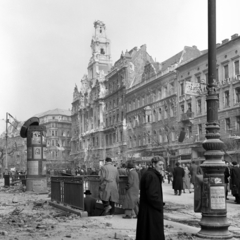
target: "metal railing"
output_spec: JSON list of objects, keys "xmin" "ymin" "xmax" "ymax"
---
[
  {"xmin": 50, "ymin": 175, "xmax": 128, "ymax": 211},
  {"xmin": 51, "ymin": 176, "xmax": 84, "ymax": 210}
]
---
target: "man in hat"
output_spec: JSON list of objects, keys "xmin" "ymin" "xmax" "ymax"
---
[
  {"xmin": 230, "ymin": 161, "xmax": 240, "ymax": 204},
  {"xmin": 84, "ymin": 190, "xmax": 97, "ymax": 216},
  {"xmin": 99, "ymin": 157, "xmax": 119, "ymax": 216},
  {"xmin": 122, "ymin": 161, "xmax": 139, "ymax": 218}
]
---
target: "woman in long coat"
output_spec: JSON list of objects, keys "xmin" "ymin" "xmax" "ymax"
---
[
  {"xmin": 183, "ymin": 166, "xmax": 191, "ymax": 193},
  {"xmin": 136, "ymin": 156, "xmax": 165, "ymax": 240},
  {"xmin": 122, "ymin": 162, "xmax": 139, "ymax": 218},
  {"xmin": 173, "ymin": 162, "xmax": 185, "ymax": 195}
]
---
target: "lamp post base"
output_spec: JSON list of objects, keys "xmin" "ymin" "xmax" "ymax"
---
[{"xmin": 196, "ymin": 215, "xmax": 232, "ymax": 239}]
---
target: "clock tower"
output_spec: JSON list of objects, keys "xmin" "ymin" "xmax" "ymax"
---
[{"xmin": 88, "ymin": 20, "xmax": 112, "ymax": 79}]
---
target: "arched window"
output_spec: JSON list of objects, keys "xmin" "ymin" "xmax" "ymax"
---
[
  {"xmin": 159, "ymin": 131, "xmax": 162, "ymax": 143},
  {"xmin": 142, "ymin": 96, "xmax": 145, "ymax": 106},
  {"xmin": 138, "ymin": 136, "xmax": 141, "ymax": 146},
  {"xmin": 153, "ymin": 110, "xmax": 157, "ymax": 122},
  {"xmin": 143, "ymin": 134, "xmax": 146, "ymax": 145},
  {"xmin": 158, "ymin": 108, "xmax": 162, "ymax": 121}
]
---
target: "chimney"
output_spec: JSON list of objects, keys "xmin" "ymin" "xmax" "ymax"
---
[
  {"xmin": 216, "ymin": 43, "xmax": 221, "ymax": 48},
  {"xmin": 231, "ymin": 33, "xmax": 239, "ymax": 40},
  {"xmin": 222, "ymin": 39, "xmax": 229, "ymax": 44}
]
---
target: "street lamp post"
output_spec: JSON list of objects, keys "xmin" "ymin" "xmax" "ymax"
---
[
  {"xmin": 196, "ymin": 1, "xmax": 232, "ymax": 238},
  {"xmin": 5, "ymin": 113, "xmax": 8, "ymax": 169}
]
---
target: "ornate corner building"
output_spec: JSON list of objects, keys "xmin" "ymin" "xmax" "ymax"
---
[{"xmin": 70, "ymin": 21, "xmax": 112, "ymax": 168}]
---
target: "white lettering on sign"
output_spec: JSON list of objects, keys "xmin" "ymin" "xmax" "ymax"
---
[{"xmin": 210, "ymin": 186, "xmax": 226, "ymax": 210}]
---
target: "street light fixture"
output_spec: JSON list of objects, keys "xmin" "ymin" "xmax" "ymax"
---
[{"xmin": 196, "ymin": 1, "xmax": 232, "ymax": 239}]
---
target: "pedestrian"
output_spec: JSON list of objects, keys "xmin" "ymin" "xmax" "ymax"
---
[
  {"xmin": 173, "ymin": 162, "xmax": 185, "ymax": 195},
  {"xmin": 183, "ymin": 166, "xmax": 191, "ymax": 193},
  {"xmin": 118, "ymin": 163, "xmax": 127, "ymax": 176},
  {"xmin": 122, "ymin": 161, "xmax": 139, "ymax": 219},
  {"xmin": 84, "ymin": 190, "xmax": 97, "ymax": 216},
  {"xmin": 166, "ymin": 165, "xmax": 173, "ymax": 184},
  {"xmin": 189, "ymin": 161, "xmax": 203, "ymax": 188},
  {"xmin": 230, "ymin": 161, "xmax": 240, "ymax": 204},
  {"xmin": 99, "ymin": 157, "xmax": 119, "ymax": 216},
  {"xmin": 224, "ymin": 161, "xmax": 230, "ymax": 200},
  {"xmin": 136, "ymin": 156, "xmax": 165, "ymax": 240}
]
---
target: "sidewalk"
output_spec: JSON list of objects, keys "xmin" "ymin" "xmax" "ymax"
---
[{"xmin": 91, "ymin": 214, "xmax": 199, "ymax": 239}]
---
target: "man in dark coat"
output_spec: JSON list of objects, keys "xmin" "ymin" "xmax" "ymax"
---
[
  {"xmin": 84, "ymin": 190, "xmax": 97, "ymax": 216},
  {"xmin": 224, "ymin": 161, "xmax": 230, "ymax": 200},
  {"xmin": 166, "ymin": 165, "xmax": 173, "ymax": 184},
  {"xmin": 122, "ymin": 162, "xmax": 139, "ymax": 218},
  {"xmin": 173, "ymin": 162, "xmax": 185, "ymax": 195},
  {"xmin": 136, "ymin": 156, "xmax": 165, "ymax": 240},
  {"xmin": 230, "ymin": 161, "xmax": 240, "ymax": 204}
]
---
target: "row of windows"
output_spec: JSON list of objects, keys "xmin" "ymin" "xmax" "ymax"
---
[
  {"xmin": 180, "ymin": 86, "xmax": 240, "ymax": 116},
  {"xmin": 183, "ymin": 116, "xmax": 240, "ymax": 139},
  {"xmin": 128, "ymin": 107, "xmax": 175, "ymax": 127},
  {"xmin": 127, "ymin": 83, "xmax": 175, "ymax": 112},
  {"xmin": 105, "ymin": 111, "xmax": 124, "ymax": 128},
  {"xmin": 105, "ymin": 131, "xmax": 123, "ymax": 146},
  {"xmin": 47, "ymin": 139, "xmax": 70, "ymax": 147},
  {"xmin": 106, "ymin": 96, "xmax": 123, "ymax": 111},
  {"xmin": 105, "ymin": 73, "xmax": 124, "ymax": 94},
  {"xmin": 179, "ymin": 59, "xmax": 240, "ymax": 96},
  {"xmin": 128, "ymin": 132, "xmax": 176, "ymax": 148},
  {"xmin": 47, "ymin": 130, "xmax": 70, "ymax": 137},
  {"xmin": 40, "ymin": 116, "xmax": 71, "ymax": 123}
]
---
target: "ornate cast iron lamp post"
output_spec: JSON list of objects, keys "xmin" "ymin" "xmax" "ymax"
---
[{"xmin": 196, "ymin": 1, "xmax": 232, "ymax": 238}]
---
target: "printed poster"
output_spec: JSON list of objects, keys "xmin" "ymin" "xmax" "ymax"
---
[
  {"xmin": 210, "ymin": 186, "xmax": 226, "ymax": 210},
  {"xmin": 32, "ymin": 131, "xmax": 41, "ymax": 145},
  {"xmin": 34, "ymin": 147, "xmax": 41, "ymax": 159}
]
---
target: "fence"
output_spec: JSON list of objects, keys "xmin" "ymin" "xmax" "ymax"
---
[
  {"xmin": 51, "ymin": 176, "xmax": 84, "ymax": 210},
  {"xmin": 50, "ymin": 175, "xmax": 128, "ymax": 211}
]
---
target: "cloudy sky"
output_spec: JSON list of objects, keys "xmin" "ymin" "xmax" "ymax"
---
[{"xmin": 0, "ymin": 0, "xmax": 240, "ymax": 133}]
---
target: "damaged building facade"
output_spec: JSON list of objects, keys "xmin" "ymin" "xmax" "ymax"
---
[{"xmin": 70, "ymin": 20, "xmax": 240, "ymax": 168}]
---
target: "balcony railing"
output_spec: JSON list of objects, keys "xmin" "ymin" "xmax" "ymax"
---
[{"xmin": 181, "ymin": 111, "xmax": 194, "ymax": 122}]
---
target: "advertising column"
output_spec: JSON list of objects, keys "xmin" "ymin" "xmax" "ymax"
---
[{"xmin": 20, "ymin": 117, "xmax": 47, "ymax": 193}]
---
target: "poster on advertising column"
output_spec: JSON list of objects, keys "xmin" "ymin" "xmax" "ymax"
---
[{"xmin": 210, "ymin": 186, "xmax": 226, "ymax": 210}]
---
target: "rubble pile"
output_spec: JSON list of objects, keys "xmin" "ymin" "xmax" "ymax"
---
[{"xmin": 0, "ymin": 183, "xmax": 26, "ymax": 193}]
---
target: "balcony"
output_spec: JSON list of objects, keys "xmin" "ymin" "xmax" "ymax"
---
[{"xmin": 181, "ymin": 111, "xmax": 194, "ymax": 122}]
